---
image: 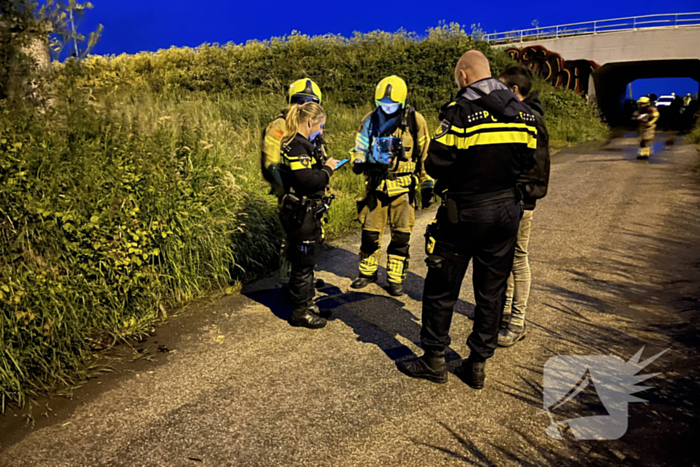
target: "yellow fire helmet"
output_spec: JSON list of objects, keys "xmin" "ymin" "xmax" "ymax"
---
[
  {"xmin": 637, "ymin": 96, "xmax": 650, "ymax": 105},
  {"xmin": 288, "ymin": 79, "xmax": 322, "ymax": 105},
  {"xmin": 375, "ymin": 75, "xmax": 408, "ymax": 108}
]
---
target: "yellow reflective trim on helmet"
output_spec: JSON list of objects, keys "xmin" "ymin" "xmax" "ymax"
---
[
  {"xmin": 289, "ymin": 78, "xmax": 322, "ymax": 104},
  {"xmin": 375, "ymin": 75, "xmax": 408, "ymax": 107}
]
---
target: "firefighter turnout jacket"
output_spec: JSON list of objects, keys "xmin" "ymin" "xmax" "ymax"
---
[
  {"xmin": 427, "ymin": 78, "xmax": 537, "ymax": 200},
  {"xmin": 635, "ymin": 105, "xmax": 659, "ymax": 139},
  {"xmin": 352, "ymin": 107, "xmax": 433, "ymax": 197},
  {"xmin": 261, "ymin": 115, "xmax": 287, "ymax": 198}
]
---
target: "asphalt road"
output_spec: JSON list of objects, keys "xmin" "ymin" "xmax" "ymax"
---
[{"xmin": 2, "ymin": 134, "xmax": 699, "ymax": 467}]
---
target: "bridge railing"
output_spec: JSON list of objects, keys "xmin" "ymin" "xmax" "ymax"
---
[{"xmin": 483, "ymin": 12, "xmax": 700, "ymax": 44}]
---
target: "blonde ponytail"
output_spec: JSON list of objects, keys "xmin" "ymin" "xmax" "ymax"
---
[{"xmin": 282, "ymin": 102, "xmax": 326, "ymax": 145}]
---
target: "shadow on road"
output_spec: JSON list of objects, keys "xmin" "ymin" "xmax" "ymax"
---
[
  {"xmin": 411, "ymin": 148, "xmax": 700, "ymax": 466},
  {"xmin": 244, "ymin": 245, "xmax": 470, "ymax": 365},
  {"xmin": 316, "ymin": 245, "xmax": 475, "ymax": 318}
]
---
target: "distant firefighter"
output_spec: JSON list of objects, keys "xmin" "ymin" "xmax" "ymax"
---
[
  {"xmin": 633, "ymin": 97, "xmax": 659, "ymax": 159},
  {"xmin": 683, "ymin": 93, "xmax": 692, "ymax": 108}
]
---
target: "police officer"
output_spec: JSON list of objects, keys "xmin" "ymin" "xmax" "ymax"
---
[
  {"xmin": 398, "ymin": 51, "xmax": 537, "ymax": 388},
  {"xmin": 350, "ymin": 76, "xmax": 433, "ymax": 297},
  {"xmin": 261, "ymin": 79, "xmax": 326, "ymax": 292},
  {"xmin": 633, "ymin": 96, "xmax": 659, "ymax": 159},
  {"xmin": 278, "ymin": 102, "xmax": 339, "ymax": 328}
]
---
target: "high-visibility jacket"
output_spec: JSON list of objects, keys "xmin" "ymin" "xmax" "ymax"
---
[
  {"xmin": 636, "ymin": 106, "xmax": 659, "ymax": 131},
  {"xmin": 351, "ymin": 107, "xmax": 433, "ymax": 197},
  {"xmin": 262, "ymin": 112, "xmax": 328, "ymax": 198},
  {"xmin": 280, "ymin": 133, "xmax": 333, "ymax": 199},
  {"xmin": 261, "ymin": 115, "xmax": 287, "ymax": 198},
  {"xmin": 427, "ymin": 78, "xmax": 537, "ymax": 199}
]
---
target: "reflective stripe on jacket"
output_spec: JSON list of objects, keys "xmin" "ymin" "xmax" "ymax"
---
[{"xmin": 352, "ymin": 108, "xmax": 433, "ymax": 197}]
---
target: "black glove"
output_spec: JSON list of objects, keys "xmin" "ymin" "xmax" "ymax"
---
[
  {"xmin": 352, "ymin": 158, "xmax": 365, "ymax": 174},
  {"xmin": 421, "ymin": 187, "xmax": 434, "ymax": 209}
]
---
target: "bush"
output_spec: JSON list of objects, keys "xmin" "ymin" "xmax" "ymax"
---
[
  {"xmin": 687, "ymin": 118, "xmax": 700, "ymax": 146},
  {"xmin": 77, "ymin": 25, "xmax": 512, "ymax": 108},
  {"xmin": 1, "ymin": 25, "xmax": 608, "ymax": 409},
  {"xmin": 536, "ymin": 83, "xmax": 608, "ymax": 145}
]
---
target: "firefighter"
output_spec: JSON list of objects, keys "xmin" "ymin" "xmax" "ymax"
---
[
  {"xmin": 278, "ymin": 102, "xmax": 339, "ymax": 328},
  {"xmin": 398, "ymin": 50, "xmax": 537, "ymax": 388},
  {"xmin": 633, "ymin": 96, "xmax": 659, "ymax": 159},
  {"xmin": 683, "ymin": 93, "xmax": 692, "ymax": 108},
  {"xmin": 261, "ymin": 79, "xmax": 326, "ymax": 292},
  {"xmin": 349, "ymin": 76, "xmax": 434, "ymax": 297}
]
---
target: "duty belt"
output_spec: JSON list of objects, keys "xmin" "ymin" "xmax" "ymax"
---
[
  {"xmin": 365, "ymin": 167, "xmax": 413, "ymax": 181},
  {"xmin": 442, "ymin": 187, "xmax": 518, "ymax": 223},
  {"xmin": 444, "ymin": 187, "xmax": 517, "ymax": 208},
  {"xmin": 385, "ymin": 171, "xmax": 414, "ymax": 181},
  {"xmin": 282, "ymin": 193, "xmax": 322, "ymax": 207}
]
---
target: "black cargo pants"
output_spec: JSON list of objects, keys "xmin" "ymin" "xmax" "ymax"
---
[
  {"xmin": 421, "ymin": 198, "xmax": 522, "ymax": 361},
  {"xmin": 279, "ymin": 203, "xmax": 322, "ymax": 319}
]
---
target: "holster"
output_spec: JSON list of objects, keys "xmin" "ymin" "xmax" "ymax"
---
[
  {"xmin": 425, "ymin": 219, "xmax": 439, "ymax": 255},
  {"xmin": 445, "ymin": 198, "xmax": 459, "ymax": 224},
  {"xmin": 281, "ymin": 193, "xmax": 309, "ymax": 225}
]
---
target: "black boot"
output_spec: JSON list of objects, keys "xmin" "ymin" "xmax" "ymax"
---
[
  {"xmin": 308, "ymin": 302, "xmax": 331, "ymax": 319},
  {"xmin": 289, "ymin": 310, "xmax": 327, "ymax": 329},
  {"xmin": 497, "ymin": 323, "xmax": 526, "ymax": 347},
  {"xmin": 455, "ymin": 357, "xmax": 486, "ymax": 389},
  {"xmin": 386, "ymin": 282, "xmax": 404, "ymax": 297},
  {"xmin": 351, "ymin": 274, "xmax": 377, "ymax": 290},
  {"xmin": 397, "ymin": 350, "xmax": 447, "ymax": 384}
]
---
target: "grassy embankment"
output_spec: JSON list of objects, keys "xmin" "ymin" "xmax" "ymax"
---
[
  {"xmin": 0, "ymin": 25, "xmax": 608, "ymax": 410},
  {"xmin": 687, "ymin": 119, "xmax": 700, "ymax": 146}
]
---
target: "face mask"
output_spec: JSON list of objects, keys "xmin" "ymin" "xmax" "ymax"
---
[
  {"xmin": 308, "ymin": 122, "xmax": 323, "ymax": 141},
  {"xmin": 380, "ymin": 103, "xmax": 400, "ymax": 115}
]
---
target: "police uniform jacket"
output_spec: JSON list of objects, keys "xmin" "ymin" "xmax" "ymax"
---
[
  {"xmin": 262, "ymin": 111, "xmax": 328, "ymax": 198},
  {"xmin": 427, "ymin": 78, "xmax": 538, "ymax": 202},
  {"xmin": 281, "ymin": 133, "xmax": 334, "ymax": 199}
]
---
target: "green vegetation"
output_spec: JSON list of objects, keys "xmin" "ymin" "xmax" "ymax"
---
[
  {"xmin": 687, "ymin": 119, "xmax": 700, "ymax": 146},
  {"xmin": 0, "ymin": 22, "xmax": 609, "ymax": 409}
]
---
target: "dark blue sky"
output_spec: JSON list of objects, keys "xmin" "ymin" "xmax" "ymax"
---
[{"xmin": 80, "ymin": 1, "xmax": 699, "ymax": 96}]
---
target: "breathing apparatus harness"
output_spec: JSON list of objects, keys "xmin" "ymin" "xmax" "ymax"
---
[{"xmin": 364, "ymin": 106, "xmax": 423, "ymax": 188}]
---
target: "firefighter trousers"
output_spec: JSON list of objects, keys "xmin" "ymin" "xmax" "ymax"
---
[{"xmin": 358, "ymin": 192, "xmax": 415, "ymax": 284}]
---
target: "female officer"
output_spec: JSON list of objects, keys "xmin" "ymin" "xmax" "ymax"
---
[{"xmin": 279, "ymin": 102, "xmax": 339, "ymax": 328}]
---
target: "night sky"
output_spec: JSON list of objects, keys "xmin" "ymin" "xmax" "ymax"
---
[{"xmin": 78, "ymin": 0, "xmax": 699, "ymax": 97}]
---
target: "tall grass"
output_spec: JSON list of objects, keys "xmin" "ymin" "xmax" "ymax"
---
[
  {"xmin": 0, "ymin": 26, "xmax": 609, "ymax": 409},
  {"xmin": 687, "ymin": 118, "xmax": 700, "ymax": 146}
]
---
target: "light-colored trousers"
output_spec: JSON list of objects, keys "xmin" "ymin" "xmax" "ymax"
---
[{"xmin": 503, "ymin": 209, "xmax": 533, "ymax": 328}]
